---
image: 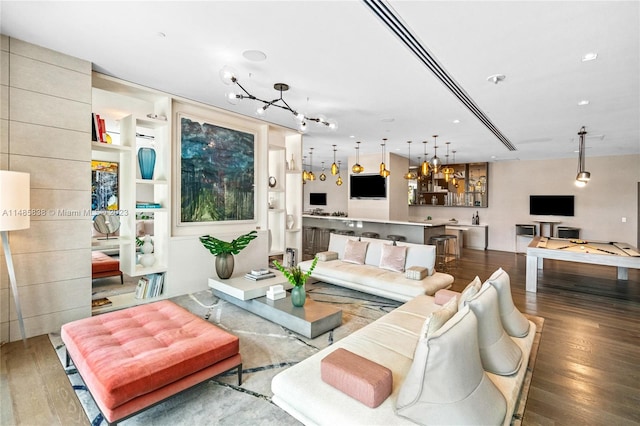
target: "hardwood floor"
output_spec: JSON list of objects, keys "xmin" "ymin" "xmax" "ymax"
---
[{"xmin": 1, "ymin": 249, "xmax": 639, "ymax": 425}]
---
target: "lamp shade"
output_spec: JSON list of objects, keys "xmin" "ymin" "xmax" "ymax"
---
[{"xmin": 0, "ymin": 171, "xmax": 30, "ymax": 231}]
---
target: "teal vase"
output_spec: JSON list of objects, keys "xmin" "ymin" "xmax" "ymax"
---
[
  {"xmin": 291, "ymin": 285, "xmax": 306, "ymax": 307},
  {"xmin": 138, "ymin": 147, "xmax": 156, "ymax": 180}
]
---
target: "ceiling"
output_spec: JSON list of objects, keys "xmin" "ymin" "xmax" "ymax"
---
[{"xmin": 2, "ymin": 1, "xmax": 639, "ymax": 168}]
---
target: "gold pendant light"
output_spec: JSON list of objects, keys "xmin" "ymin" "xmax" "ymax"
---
[
  {"xmin": 421, "ymin": 140, "xmax": 429, "ymax": 177},
  {"xmin": 379, "ymin": 138, "xmax": 390, "ymax": 178},
  {"xmin": 403, "ymin": 141, "xmax": 417, "ymax": 180},
  {"xmin": 352, "ymin": 141, "xmax": 364, "ymax": 174},
  {"xmin": 319, "ymin": 161, "xmax": 327, "ymax": 181},
  {"xmin": 307, "ymin": 148, "xmax": 315, "ymax": 181},
  {"xmin": 302, "ymin": 155, "xmax": 309, "ymax": 181},
  {"xmin": 441, "ymin": 142, "xmax": 454, "ymax": 182},
  {"xmin": 336, "ymin": 161, "xmax": 343, "ymax": 186},
  {"xmin": 331, "ymin": 145, "xmax": 339, "ymax": 175}
]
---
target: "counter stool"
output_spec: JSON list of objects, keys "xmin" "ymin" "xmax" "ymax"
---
[
  {"xmin": 429, "ymin": 236, "xmax": 449, "ymax": 272},
  {"xmin": 335, "ymin": 230, "xmax": 355, "ymax": 236},
  {"xmin": 317, "ymin": 228, "xmax": 334, "ymax": 252},
  {"xmin": 387, "ymin": 235, "xmax": 406, "ymax": 242},
  {"xmin": 438, "ymin": 234, "xmax": 459, "ymax": 270},
  {"xmin": 361, "ymin": 232, "xmax": 380, "ymax": 239},
  {"xmin": 303, "ymin": 227, "xmax": 318, "ymax": 257}
]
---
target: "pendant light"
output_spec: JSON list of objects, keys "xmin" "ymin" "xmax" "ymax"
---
[
  {"xmin": 352, "ymin": 141, "xmax": 364, "ymax": 174},
  {"xmin": 331, "ymin": 145, "xmax": 339, "ymax": 175},
  {"xmin": 403, "ymin": 141, "xmax": 417, "ymax": 180},
  {"xmin": 421, "ymin": 140, "xmax": 429, "ymax": 177},
  {"xmin": 302, "ymin": 155, "xmax": 309, "ymax": 181},
  {"xmin": 336, "ymin": 161, "xmax": 343, "ymax": 186},
  {"xmin": 319, "ymin": 161, "xmax": 327, "ymax": 181},
  {"xmin": 379, "ymin": 138, "xmax": 390, "ymax": 178},
  {"xmin": 441, "ymin": 142, "xmax": 455, "ymax": 182},
  {"xmin": 308, "ymin": 148, "xmax": 316, "ymax": 181},
  {"xmin": 451, "ymin": 150, "xmax": 458, "ymax": 187},
  {"xmin": 575, "ymin": 126, "xmax": 590, "ymax": 187},
  {"xmin": 429, "ymin": 135, "xmax": 442, "ymax": 174}
]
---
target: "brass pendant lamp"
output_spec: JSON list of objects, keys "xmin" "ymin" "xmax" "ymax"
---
[
  {"xmin": 379, "ymin": 138, "xmax": 390, "ymax": 178},
  {"xmin": 403, "ymin": 141, "xmax": 417, "ymax": 180},
  {"xmin": 319, "ymin": 161, "xmax": 327, "ymax": 181},
  {"xmin": 331, "ymin": 145, "xmax": 339, "ymax": 175},
  {"xmin": 441, "ymin": 142, "xmax": 454, "ymax": 182},
  {"xmin": 336, "ymin": 161, "xmax": 343, "ymax": 186},
  {"xmin": 307, "ymin": 148, "xmax": 315, "ymax": 181},
  {"xmin": 421, "ymin": 140, "xmax": 429, "ymax": 177},
  {"xmin": 302, "ymin": 155, "xmax": 309, "ymax": 181},
  {"xmin": 352, "ymin": 141, "xmax": 364, "ymax": 174}
]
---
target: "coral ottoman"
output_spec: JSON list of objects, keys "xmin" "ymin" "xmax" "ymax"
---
[
  {"xmin": 61, "ymin": 300, "xmax": 242, "ymax": 424},
  {"xmin": 91, "ymin": 250, "xmax": 123, "ymax": 283}
]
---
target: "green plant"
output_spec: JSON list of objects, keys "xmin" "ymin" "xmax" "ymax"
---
[
  {"xmin": 199, "ymin": 230, "xmax": 258, "ymax": 256},
  {"xmin": 273, "ymin": 256, "xmax": 318, "ymax": 287}
]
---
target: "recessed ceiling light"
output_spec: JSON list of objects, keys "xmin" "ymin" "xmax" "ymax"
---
[
  {"xmin": 381, "ymin": 118, "xmax": 395, "ymax": 123},
  {"xmin": 578, "ymin": 100, "xmax": 590, "ymax": 106},
  {"xmin": 157, "ymin": 32, "xmax": 166, "ymax": 38},
  {"xmin": 487, "ymin": 74, "xmax": 506, "ymax": 84},
  {"xmin": 582, "ymin": 52, "xmax": 598, "ymax": 62},
  {"xmin": 452, "ymin": 119, "xmax": 460, "ymax": 124},
  {"xmin": 242, "ymin": 50, "xmax": 267, "ymax": 61}
]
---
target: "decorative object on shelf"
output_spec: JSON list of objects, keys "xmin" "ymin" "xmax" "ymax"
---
[
  {"xmin": 575, "ymin": 126, "xmax": 590, "ymax": 187},
  {"xmin": 268, "ymin": 176, "xmax": 277, "ymax": 188},
  {"xmin": 336, "ymin": 161, "xmax": 343, "ymax": 186},
  {"xmin": 429, "ymin": 135, "xmax": 442, "ymax": 173},
  {"xmin": 331, "ymin": 145, "xmax": 339, "ymax": 175},
  {"xmin": 93, "ymin": 213, "xmax": 120, "ymax": 240},
  {"xmin": 0, "ymin": 171, "xmax": 30, "ymax": 341},
  {"xmin": 289, "ymin": 154, "xmax": 296, "ymax": 171},
  {"xmin": 403, "ymin": 141, "xmax": 417, "ymax": 180},
  {"xmin": 272, "ymin": 256, "xmax": 318, "ymax": 307},
  {"xmin": 287, "ymin": 214, "xmax": 295, "ymax": 230},
  {"xmin": 138, "ymin": 147, "xmax": 156, "ymax": 180},
  {"xmin": 146, "ymin": 113, "xmax": 167, "ymax": 121},
  {"xmin": 441, "ymin": 142, "xmax": 455, "ymax": 182},
  {"xmin": 139, "ymin": 235, "xmax": 155, "ymax": 267},
  {"xmin": 319, "ymin": 161, "xmax": 327, "ymax": 181},
  {"xmin": 179, "ymin": 115, "xmax": 255, "ymax": 224},
  {"xmin": 91, "ymin": 160, "xmax": 119, "ymax": 211},
  {"xmin": 199, "ymin": 230, "xmax": 258, "ymax": 279},
  {"xmin": 379, "ymin": 139, "xmax": 390, "ymax": 178},
  {"xmin": 421, "ymin": 140, "xmax": 430, "ymax": 177},
  {"xmin": 352, "ymin": 141, "xmax": 364, "ymax": 174},
  {"xmin": 219, "ymin": 66, "xmax": 337, "ymax": 133}
]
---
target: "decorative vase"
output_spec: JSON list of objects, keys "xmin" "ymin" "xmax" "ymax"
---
[
  {"xmin": 138, "ymin": 147, "xmax": 156, "ymax": 180},
  {"xmin": 286, "ymin": 214, "xmax": 295, "ymax": 230},
  {"xmin": 139, "ymin": 235, "xmax": 155, "ymax": 267},
  {"xmin": 291, "ymin": 285, "xmax": 306, "ymax": 307},
  {"xmin": 215, "ymin": 252, "xmax": 234, "ymax": 279},
  {"xmin": 289, "ymin": 154, "xmax": 296, "ymax": 171}
]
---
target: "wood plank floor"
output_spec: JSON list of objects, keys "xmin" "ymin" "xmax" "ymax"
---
[{"xmin": 1, "ymin": 248, "xmax": 639, "ymax": 425}]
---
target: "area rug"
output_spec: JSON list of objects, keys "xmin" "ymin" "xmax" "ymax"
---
[{"xmin": 49, "ymin": 282, "xmax": 544, "ymax": 425}]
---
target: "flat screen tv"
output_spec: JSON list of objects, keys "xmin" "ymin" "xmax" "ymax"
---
[
  {"xmin": 310, "ymin": 192, "xmax": 327, "ymax": 206},
  {"xmin": 350, "ymin": 174, "xmax": 387, "ymax": 199},
  {"xmin": 529, "ymin": 195, "xmax": 574, "ymax": 216}
]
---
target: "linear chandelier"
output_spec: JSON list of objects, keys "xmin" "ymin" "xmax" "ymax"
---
[{"xmin": 219, "ymin": 66, "xmax": 337, "ymax": 133}]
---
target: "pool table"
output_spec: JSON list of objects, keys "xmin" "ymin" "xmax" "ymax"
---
[{"xmin": 526, "ymin": 236, "xmax": 640, "ymax": 292}]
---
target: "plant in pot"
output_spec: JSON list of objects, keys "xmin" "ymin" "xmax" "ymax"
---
[
  {"xmin": 272, "ymin": 256, "xmax": 318, "ymax": 307},
  {"xmin": 199, "ymin": 230, "xmax": 258, "ymax": 279}
]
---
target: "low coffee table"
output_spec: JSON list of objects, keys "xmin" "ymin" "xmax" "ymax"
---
[{"xmin": 208, "ymin": 274, "xmax": 342, "ymax": 338}]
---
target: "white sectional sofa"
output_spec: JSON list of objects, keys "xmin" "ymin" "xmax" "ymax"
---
[
  {"xmin": 298, "ymin": 233, "xmax": 454, "ymax": 302},
  {"xmin": 272, "ymin": 268, "xmax": 536, "ymax": 425}
]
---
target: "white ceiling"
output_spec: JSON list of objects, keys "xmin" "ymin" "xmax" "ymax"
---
[{"xmin": 2, "ymin": 1, "xmax": 639, "ymax": 168}]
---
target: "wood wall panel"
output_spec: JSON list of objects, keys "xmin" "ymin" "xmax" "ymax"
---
[
  {"xmin": 7, "ymin": 278, "xmax": 90, "ymax": 319},
  {"xmin": 9, "ymin": 155, "xmax": 89, "ymax": 191},
  {"xmin": 9, "ymin": 88, "xmax": 90, "ymax": 132},
  {"xmin": 29, "ymin": 189, "xmax": 90, "ymax": 222},
  {"xmin": 0, "ymin": 119, "xmax": 7, "ymax": 154},
  {"xmin": 9, "ymin": 37, "xmax": 89, "ymax": 74},
  {"xmin": 10, "ymin": 220, "xmax": 90, "ymax": 254},
  {"xmin": 7, "ymin": 249, "xmax": 90, "ymax": 285},
  {"xmin": 9, "ymin": 121, "xmax": 89, "ymax": 161},
  {"xmin": 7, "ymin": 306, "xmax": 87, "ymax": 342}
]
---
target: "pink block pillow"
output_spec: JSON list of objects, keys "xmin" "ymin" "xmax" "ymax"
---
[
  {"xmin": 379, "ymin": 244, "xmax": 407, "ymax": 272},
  {"xmin": 343, "ymin": 240, "xmax": 369, "ymax": 264}
]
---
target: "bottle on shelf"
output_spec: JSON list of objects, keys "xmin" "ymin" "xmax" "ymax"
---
[
  {"xmin": 289, "ymin": 154, "xmax": 296, "ymax": 171},
  {"xmin": 475, "ymin": 211, "xmax": 480, "ymax": 224},
  {"xmin": 472, "ymin": 212, "xmax": 476, "ymax": 224}
]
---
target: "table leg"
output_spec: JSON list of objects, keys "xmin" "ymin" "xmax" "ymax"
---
[
  {"xmin": 526, "ymin": 255, "xmax": 538, "ymax": 293},
  {"xmin": 617, "ymin": 267, "xmax": 629, "ymax": 280}
]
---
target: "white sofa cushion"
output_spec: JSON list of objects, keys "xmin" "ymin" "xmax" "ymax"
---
[
  {"xmin": 487, "ymin": 268, "xmax": 530, "ymax": 337},
  {"xmin": 396, "ymin": 306, "xmax": 507, "ymax": 425},
  {"xmin": 466, "ymin": 283, "xmax": 523, "ymax": 376}
]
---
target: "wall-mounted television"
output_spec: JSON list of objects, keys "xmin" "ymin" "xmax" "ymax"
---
[
  {"xmin": 350, "ymin": 174, "xmax": 387, "ymax": 199},
  {"xmin": 310, "ymin": 192, "xmax": 327, "ymax": 206},
  {"xmin": 530, "ymin": 195, "xmax": 575, "ymax": 216}
]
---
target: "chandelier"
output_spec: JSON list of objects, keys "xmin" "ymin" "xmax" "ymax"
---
[
  {"xmin": 403, "ymin": 141, "xmax": 417, "ymax": 180},
  {"xmin": 220, "ymin": 66, "xmax": 337, "ymax": 133},
  {"xmin": 352, "ymin": 141, "xmax": 364, "ymax": 174},
  {"xmin": 575, "ymin": 126, "xmax": 590, "ymax": 187}
]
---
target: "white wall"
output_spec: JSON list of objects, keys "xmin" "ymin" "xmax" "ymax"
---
[{"xmin": 303, "ymin": 175, "xmax": 348, "ymax": 213}]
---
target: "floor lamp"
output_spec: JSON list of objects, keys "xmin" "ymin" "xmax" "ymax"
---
[{"xmin": 0, "ymin": 171, "xmax": 30, "ymax": 342}]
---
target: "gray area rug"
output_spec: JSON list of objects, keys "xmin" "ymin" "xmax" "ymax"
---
[
  {"xmin": 50, "ymin": 282, "xmax": 543, "ymax": 425},
  {"xmin": 50, "ymin": 281, "xmax": 401, "ymax": 425}
]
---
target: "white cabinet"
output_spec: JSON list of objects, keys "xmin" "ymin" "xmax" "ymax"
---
[{"xmin": 463, "ymin": 225, "xmax": 488, "ymax": 250}]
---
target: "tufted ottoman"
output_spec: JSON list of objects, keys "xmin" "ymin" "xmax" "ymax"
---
[{"xmin": 61, "ymin": 300, "xmax": 242, "ymax": 425}]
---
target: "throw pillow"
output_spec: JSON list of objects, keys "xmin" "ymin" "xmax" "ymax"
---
[
  {"xmin": 343, "ymin": 240, "xmax": 369, "ymax": 264},
  {"xmin": 419, "ymin": 295, "xmax": 458, "ymax": 339},
  {"xmin": 467, "ymin": 283, "xmax": 523, "ymax": 376},
  {"xmin": 317, "ymin": 251, "xmax": 339, "ymax": 262},
  {"xmin": 379, "ymin": 244, "xmax": 407, "ymax": 272},
  {"xmin": 487, "ymin": 268, "xmax": 530, "ymax": 337},
  {"xmin": 396, "ymin": 306, "xmax": 507, "ymax": 425},
  {"xmin": 458, "ymin": 276, "xmax": 482, "ymax": 310}
]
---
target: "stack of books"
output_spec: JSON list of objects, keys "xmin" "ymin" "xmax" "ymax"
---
[
  {"xmin": 136, "ymin": 201, "xmax": 162, "ymax": 209},
  {"xmin": 244, "ymin": 268, "xmax": 276, "ymax": 281},
  {"xmin": 135, "ymin": 273, "xmax": 165, "ymax": 299}
]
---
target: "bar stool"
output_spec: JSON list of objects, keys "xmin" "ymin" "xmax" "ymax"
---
[
  {"xmin": 317, "ymin": 228, "xmax": 334, "ymax": 252},
  {"xmin": 335, "ymin": 230, "xmax": 355, "ymax": 236},
  {"xmin": 361, "ymin": 232, "xmax": 380, "ymax": 239},
  {"xmin": 439, "ymin": 234, "xmax": 459, "ymax": 269},
  {"xmin": 387, "ymin": 235, "xmax": 406, "ymax": 242},
  {"xmin": 429, "ymin": 236, "xmax": 448, "ymax": 272},
  {"xmin": 303, "ymin": 227, "xmax": 317, "ymax": 258}
]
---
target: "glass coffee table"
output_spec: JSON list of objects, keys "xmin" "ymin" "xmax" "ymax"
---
[{"xmin": 208, "ymin": 272, "xmax": 342, "ymax": 338}]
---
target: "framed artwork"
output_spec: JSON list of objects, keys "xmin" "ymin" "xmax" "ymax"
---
[
  {"xmin": 91, "ymin": 160, "xmax": 118, "ymax": 211},
  {"xmin": 178, "ymin": 114, "xmax": 256, "ymax": 225}
]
